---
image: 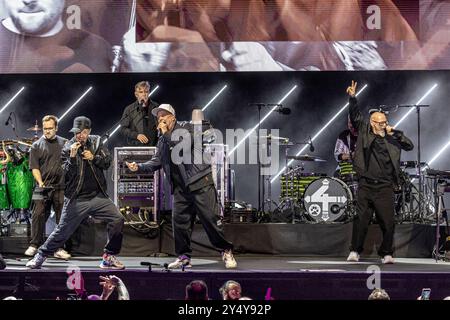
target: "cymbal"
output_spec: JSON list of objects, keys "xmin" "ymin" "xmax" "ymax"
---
[
  {"xmin": 27, "ymin": 126, "xmax": 41, "ymax": 132},
  {"xmin": 287, "ymin": 155, "xmax": 327, "ymax": 162},
  {"xmin": 17, "ymin": 140, "xmax": 32, "ymax": 147},
  {"xmin": 400, "ymin": 161, "xmax": 427, "ymax": 168}
]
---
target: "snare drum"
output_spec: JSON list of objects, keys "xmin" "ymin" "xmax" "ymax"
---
[
  {"xmin": 303, "ymin": 177, "xmax": 353, "ymax": 223},
  {"xmin": 280, "ymin": 172, "xmax": 326, "ymax": 200},
  {"xmin": 338, "ymin": 162, "xmax": 357, "ymax": 182}
]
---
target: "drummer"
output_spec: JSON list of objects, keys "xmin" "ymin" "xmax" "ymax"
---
[
  {"xmin": 25, "ymin": 115, "xmax": 71, "ymax": 260},
  {"xmin": 333, "ymin": 115, "xmax": 358, "ymax": 177}
]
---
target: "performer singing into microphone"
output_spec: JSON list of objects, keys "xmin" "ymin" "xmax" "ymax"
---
[
  {"xmin": 27, "ymin": 116, "xmax": 125, "ymax": 269},
  {"xmin": 120, "ymin": 81, "xmax": 159, "ymax": 146},
  {"xmin": 345, "ymin": 81, "xmax": 414, "ymax": 264},
  {"xmin": 126, "ymin": 104, "xmax": 237, "ymax": 269}
]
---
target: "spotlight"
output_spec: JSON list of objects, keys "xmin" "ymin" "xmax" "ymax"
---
[
  {"xmin": 393, "ymin": 83, "xmax": 438, "ymax": 128},
  {"xmin": 0, "ymin": 87, "xmax": 25, "ymax": 114},
  {"xmin": 59, "ymin": 87, "xmax": 93, "ymax": 122},
  {"xmin": 202, "ymin": 85, "xmax": 228, "ymax": 111}
]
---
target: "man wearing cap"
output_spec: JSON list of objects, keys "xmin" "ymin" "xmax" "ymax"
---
[
  {"xmin": 26, "ymin": 116, "xmax": 125, "ymax": 269},
  {"xmin": 25, "ymin": 115, "xmax": 71, "ymax": 260},
  {"xmin": 345, "ymin": 81, "xmax": 414, "ymax": 264},
  {"xmin": 126, "ymin": 104, "xmax": 237, "ymax": 269},
  {"xmin": 120, "ymin": 81, "xmax": 159, "ymax": 146}
]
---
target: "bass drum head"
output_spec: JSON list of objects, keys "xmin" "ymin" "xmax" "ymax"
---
[{"xmin": 303, "ymin": 177, "xmax": 353, "ymax": 223}]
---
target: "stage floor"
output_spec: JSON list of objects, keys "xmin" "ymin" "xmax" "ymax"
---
[
  {"xmin": 2, "ymin": 255, "xmax": 450, "ymax": 299},
  {"xmin": 3, "ymin": 255, "xmax": 450, "ymax": 273}
]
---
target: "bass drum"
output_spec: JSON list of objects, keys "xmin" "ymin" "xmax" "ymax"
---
[
  {"xmin": 7, "ymin": 157, "xmax": 34, "ymax": 209},
  {"xmin": 303, "ymin": 177, "xmax": 353, "ymax": 223}
]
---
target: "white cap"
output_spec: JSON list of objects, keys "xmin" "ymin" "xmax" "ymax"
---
[{"xmin": 151, "ymin": 104, "xmax": 175, "ymax": 117}]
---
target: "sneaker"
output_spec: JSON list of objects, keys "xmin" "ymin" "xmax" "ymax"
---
[
  {"xmin": 54, "ymin": 248, "xmax": 71, "ymax": 260},
  {"xmin": 26, "ymin": 253, "xmax": 47, "ymax": 269},
  {"xmin": 100, "ymin": 254, "xmax": 125, "ymax": 270},
  {"xmin": 222, "ymin": 249, "xmax": 237, "ymax": 269},
  {"xmin": 381, "ymin": 255, "xmax": 395, "ymax": 264},
  {"xmin": 347, "ymin": 251, "xmax": 360, "ymax": 262},
  {"xmin": 167, "ymin": 255, "xmax": 192, "ymax": 269},
  {"xmin": 24, "ymin": 246, "xmax": 37, "ymax": 257}
]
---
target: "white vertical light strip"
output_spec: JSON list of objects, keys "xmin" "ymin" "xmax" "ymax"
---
[
  {"xmin": 427, "ymin": 139, "xmax": 450, "ymax": 167},
  {"xmin": 271, "ymin": 84, "xmax": 368, "ymax": 183},
  {"xmin": 229, "ymin": 85, "xmax": 298, "ymax": 156},
  {"xmin": 393, "ymin": 83, "xmax": 438, "ymax": 128},
  {"xmin": 0, "ymin": 87, "xmax": 25, "ymax": 114},
  {"xmin": 59, "ymin": 86, "xmax": 93, "ymax": 121},
  {"xmin": 202, "ymin": 85, "xmax": 228, "ymax": 111},
  {"xmin": 103, "ymin": 85, "xmax": 160, "ymax": 143}
]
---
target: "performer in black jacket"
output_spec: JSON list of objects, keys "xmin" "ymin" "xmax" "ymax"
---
[
  {"xmin": 26, "ymin": 116, "xmax": 125, "ymax": 269},
  {"xmin": 120, "ymin": 81, "xmax": 159, "ymax": 146},
  {"xmin": 126, "ymin": 104, "xmax": 237, "ymax": 269},
  {"xmin": 346, "ymin": 81, "xmax": 414, "ymax": 264}
]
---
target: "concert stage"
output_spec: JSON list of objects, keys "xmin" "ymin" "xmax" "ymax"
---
[
  {"xmin": 1, "ymin": 255, "xmax": 450, "ymax": 300},
  {"xmin": 1, "ymin": 222, "xmax": 450, "ymax": 300}
]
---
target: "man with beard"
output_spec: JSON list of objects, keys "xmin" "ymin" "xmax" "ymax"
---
[{"xmin": 0, "ymin": 0, "xmax": 111, "ymax": 73}]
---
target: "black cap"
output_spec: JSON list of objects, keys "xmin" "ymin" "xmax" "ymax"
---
[{"xmin": 70, "ymin": 116, "xmax": 91, "ymax": 133}]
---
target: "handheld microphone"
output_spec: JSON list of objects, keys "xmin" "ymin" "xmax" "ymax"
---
[
  {"xmin": 276, "ymin": 107, "xmax": 291, "ymax": 115},
  {"xmin": 309, "ymin": 136, "xmax": 315, "ymax": 152}
]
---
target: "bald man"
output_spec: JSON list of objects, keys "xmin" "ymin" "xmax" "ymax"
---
[{"xmin": 346, "ymin": 81, "xmax": 414, "ymax": 264}]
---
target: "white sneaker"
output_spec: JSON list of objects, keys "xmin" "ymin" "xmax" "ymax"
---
[
  {"xmin": 382, "ymin": 255, "xmax": 395, "ymax": 264},
  {"xmin": 222, "ymin": 250, "xmax": 237, "ymax": 269},
  {"xmin": 54, "ymin": 248, "xmax": 71, "ymax": 260},
  {"xmin": 26, "ymin": 253, "xmax": 47, "ymax": 269},
  {"xmin": 24, "ymin": 246, "xmax": 37, "ymax": 257},
  {"xmin": 167, "ymin": 255, "xmax": 192, "ymax": 269},
  {"xmin": 347, "ymin": 251, "xmax": 360, "ymax": 262}
]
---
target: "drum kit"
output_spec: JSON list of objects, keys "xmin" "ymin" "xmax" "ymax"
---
[
  {"xmin": 0, "ymin": 124, "xmax": 41, "ymax": 232},
  {"xmin": 275, "ymin": 154, "xmax": 356, "ymax": 224},
  {"xmin": 269, "ymin": 137, "xmax": 436, "ymax": 224}
]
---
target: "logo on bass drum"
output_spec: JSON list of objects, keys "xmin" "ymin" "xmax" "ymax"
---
[{"xmin": 303, "ymin": 178, "xmax": 352, "ymax": 222}]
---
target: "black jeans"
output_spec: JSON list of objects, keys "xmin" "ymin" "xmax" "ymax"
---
[
  {"xmin": 350, "ymin": 181, "xmax": 396, "ymax": 256},
  {"xmin": 30, "ymin": 189, "xmax": 64, "ymax": 248},
  {"xmin": 172, "ymin": 183, "xmax": 233, "ymax": 257},
  {"xmin": 39, "ymin": 195, "xmax": 124, "ymax": 256}
]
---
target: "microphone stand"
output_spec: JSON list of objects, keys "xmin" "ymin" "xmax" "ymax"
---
[
  {"xmin": 249, "ymin": 103, "xmax": 285, "ymax": 216},
  {"xmin": 396, "ymin": 104, "xmax": 430, "ymax": 221}
]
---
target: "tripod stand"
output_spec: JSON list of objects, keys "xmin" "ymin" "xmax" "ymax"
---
[
  {"xmin": 395, "ymin": 104, "xmax": 430, "ymax": 220},
  {"xmin": 432, "ymin": 173, "xmax": 450, "ymax": 262}
]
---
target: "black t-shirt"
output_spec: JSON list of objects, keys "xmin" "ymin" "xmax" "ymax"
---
[
  {"xmin": 364, "ymin": 134, "xmax": 395, "ymax": 183},
  {"xmin": 76, "ymin": 160, "xmax": 101, "ymax": 201},
  {"xmin": 29, "ymin": 135, "xmax": 67, "ymax": 189},
  {"xmin": 0, "ymin": 22, "xmax": 111, "ymax": 73}
]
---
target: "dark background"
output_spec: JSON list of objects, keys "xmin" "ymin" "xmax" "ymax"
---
[{"xmin": 0, "ymin": 70, "xmax": 448, "ymax": 206}]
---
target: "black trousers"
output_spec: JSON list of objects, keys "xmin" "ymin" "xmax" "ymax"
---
[
  {"xmin": 30, "ymin": 189, "xmax": 64, "ymax": 248},
  {"xmin": 39, "ymin": 195, "xmax": 124, "ymax": 256},
  {"xmin": 172, "ymin": 183, "xmax": 233, "ymax": 257},
  {"xmin": 350, "ymin": 182, "xmax": 396, "ymax": 256}
]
